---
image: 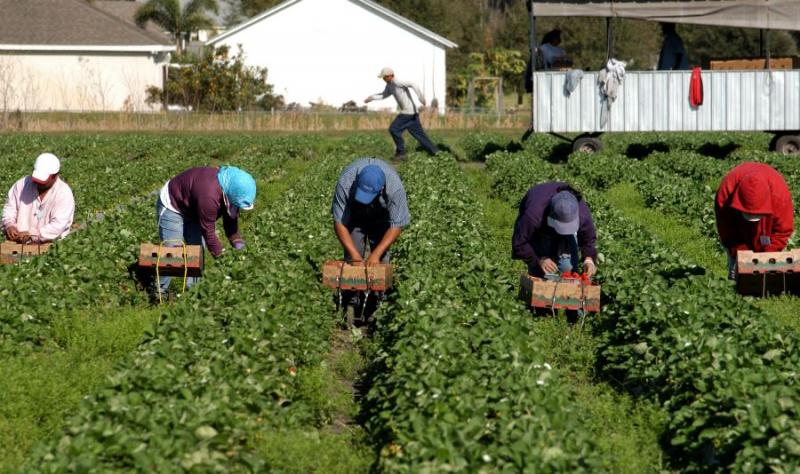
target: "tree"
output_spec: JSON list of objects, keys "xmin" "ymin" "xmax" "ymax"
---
[
  {"xmin": 135, "ymin": 0, "xmax": 219, "ymax": 55},
  {"xmin": 145, "ymin": 45, "xmax": 284, "ymax": 112},
  {"xmin": 678, "ymin": 25, "xmax": 797, "ymax": 67},
  {"xmin": 223, "ymin": 0, "xmax": 282, "ymax": 25}
]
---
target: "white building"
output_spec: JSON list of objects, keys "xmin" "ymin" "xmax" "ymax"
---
[
  {"xmin": 0, "ymin": 0, "xmax": 174, "ymax": 112},
  {"xmin": 208, "ymin": 0, "xmax": 457, "ymax": 114}
]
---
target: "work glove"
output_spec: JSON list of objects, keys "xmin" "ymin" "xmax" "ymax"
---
[{"xmin": 232, "ymin": 238, "xmax": 246, "ymax": 251}]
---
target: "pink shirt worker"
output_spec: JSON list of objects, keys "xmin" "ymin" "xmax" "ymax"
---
[{"xmin": 2, "ymin": 153, "xmax": 75, "ymax": 244}]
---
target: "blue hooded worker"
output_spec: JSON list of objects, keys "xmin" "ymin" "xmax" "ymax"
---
[
  {"xmin": 331, "ymin": 158, "xmax": 410, "ymax": 321},
  {"xmin": 154, "ymin": 165, "xmax": 256, "ymax": 300}
]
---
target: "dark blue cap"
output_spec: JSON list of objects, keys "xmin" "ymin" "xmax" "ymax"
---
[
  {"xmin": 547, "ymin": 190, "xmax": 580, "ymax": 235},
  {"xmin": 355, "ymin": 165, "xmax": 385, "ymax": 204}
]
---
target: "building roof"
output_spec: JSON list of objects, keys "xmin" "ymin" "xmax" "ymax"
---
[
  {"xmin": 209, "ymin": 0, "xmax": 458, "ymax": 49},
  {"xmin": 0, "ymin": 0, "xmax": 175, "ymax": 52}
]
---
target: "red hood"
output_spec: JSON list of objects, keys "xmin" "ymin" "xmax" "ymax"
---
[{"xmin": 729, "ymin": 173, "xmax": 772, "ymax": 215}]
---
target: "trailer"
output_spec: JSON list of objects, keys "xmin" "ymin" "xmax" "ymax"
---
[{"xmin": 526, "ymin": 0, "xmax": 800, "ymax": 154}]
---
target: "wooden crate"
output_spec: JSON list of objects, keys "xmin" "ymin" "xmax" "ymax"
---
[
  {"xmin": 737, "ymin": 250, "xmax": 800, "ymax": 274},
  {"xmin": 138, "ymin": 243, "xmax": 204, "ymax": 277},
  {"xmin": 322, "ymin": 260, "xmax": 393, "ymax": 291},
  {"xmin": 519, "ymin": 273, "xmax": 601, "ymax": 313},
  {"xmin": 709, "ymin": 57, "xmax": 795, "ymax": 70},
  {"xmin": 1, "ymin": 241, "xmax": 51, "ymax": 264},
  {"xmin": 736, "ymin": 250, "xmax": 800, "ymax": 296}
]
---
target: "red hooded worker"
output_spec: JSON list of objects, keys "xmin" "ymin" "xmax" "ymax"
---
[{"xmin": 715, "ymin": 162, "xmax": 794, "ymax": 278}]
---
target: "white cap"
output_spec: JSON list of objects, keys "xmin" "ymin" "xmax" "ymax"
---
[
  {"xmin": 32, "ymin": 153, "xmax": 60, "ymax": 183},
  {"xmin": 378, "ymin": 67, "xmax": 394, "ymax": 78}
]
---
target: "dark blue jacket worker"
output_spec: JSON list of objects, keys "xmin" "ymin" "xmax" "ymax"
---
[
  {"xmin": 332, "ymin": 158, "xmax": 410, "ymax": 266},
  {"xmin": 331, "ymin": 158, "xmax": 410, "ymax": 317},
  {"xmin": 512, "ymin": 182, "xmax": 598, "ymax": 278}
]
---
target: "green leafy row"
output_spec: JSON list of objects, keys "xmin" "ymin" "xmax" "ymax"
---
[
  {"xmin": 486, "ymin": 148, "xmax": 800, "ymax": 472},
  {"xmin": 31, "ymin": 152, "xmax": 352, "ymax": 471},
  {"xmin": 363, "ymin": 153, "xmax": 602, "ymax": 472},
  {"xmin": 0, "ymin": 157, "xmax": 290, "ymax": 351}
]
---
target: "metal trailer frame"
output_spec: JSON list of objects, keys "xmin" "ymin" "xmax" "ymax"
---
[{"xmin": 525, "ymin": 0, "xmax": 800, "ymax": 155}]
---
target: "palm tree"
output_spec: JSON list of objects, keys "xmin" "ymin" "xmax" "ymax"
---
[{"xmin": 135, "ymin": 0, "xmax": 219, "ymax": 56}]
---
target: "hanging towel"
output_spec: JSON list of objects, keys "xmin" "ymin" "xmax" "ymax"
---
[
  {"xmin": 690, "ymin": 67, "xmax": 704, "ymax": 108},
  {"xmin": 564, "ymin": 70, "xmax": 584, "ymax": 96},
  {"xmin": 598, "ymin": 59, "xmax": 626, "ymax": 128}
]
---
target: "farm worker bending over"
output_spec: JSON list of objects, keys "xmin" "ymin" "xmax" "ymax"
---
[
  {"xmin": 512, "ymin": 182, "xmax": 597, "ymax": 279},
  {"xmin": 155, "ymin": 166, "xmax": 255, "ymax": 298},
  {"xmin": 715, "ymin": 162, "xmax": 794, "ymax": 279},
  {"xmin": 365, "ymin": 67, "xmax": 438, "ymax": 160},
  {"xmin": 332, "ymin": 158, "xmax": 410, "ymax": 319},
  {"xmin": 2, "ymin": 153, "xmax": 75, "ymax": 244}
]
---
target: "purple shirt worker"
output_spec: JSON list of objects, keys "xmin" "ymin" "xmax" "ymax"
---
[{"xmin": 512, "ymin": 182, "xmax": 598, "ymax": 278}]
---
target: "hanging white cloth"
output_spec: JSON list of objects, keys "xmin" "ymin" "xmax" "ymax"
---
[{"xmin": 598, "ymin": 59, "xmax": 627, "ymax": 128}]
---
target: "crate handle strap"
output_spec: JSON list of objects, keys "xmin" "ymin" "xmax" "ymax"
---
[
  {"xmin": 579, "ymin": 281, "xmax": 588, "ymax": 331},
  {"xmin": 335, "ymin": 261, "xmax": 346, "ymax": 312},
  {"xmin": 550, "ymin": 279, "xmax": 560, "ymax": 318},
  {"xmin": 155, "ymin": 240, "xmax": 189, "ymax": 305},
  {"xmin": 363, "ymin": 262, "xmax": 375, "ymax": 292},
  {"xmin": 361, "ymin": 262, "xmax": 372, "ymax": 316}
]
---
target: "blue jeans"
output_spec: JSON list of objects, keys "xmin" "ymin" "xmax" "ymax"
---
[
  {"xmin": 156, "ymin": 198, "xmax": 203, "ymax": 295},
  {"xmin": 726, "ymin": 250, "xmax": 736, "ymax": 280},
  {"xmin": 389, "ymin": 114, "xmax": 438, "ymax": 155}
]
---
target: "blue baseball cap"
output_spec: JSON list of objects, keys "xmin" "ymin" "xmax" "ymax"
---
[
  {"xmin": 355, "ymin": 165, "xmax": 385, "ymax": 204},
  {"xmin": 547, "ymin": 190, "xmax": 580, "ymax": 235}
]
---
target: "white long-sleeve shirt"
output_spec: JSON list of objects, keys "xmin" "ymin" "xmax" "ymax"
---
[
  {"xmin": 2, "ymin": 176, "xmax": 75, "ymax": 242},
  {"xmin": 369, "ymin": 79, "xmax": 425, "ymax": 115}
]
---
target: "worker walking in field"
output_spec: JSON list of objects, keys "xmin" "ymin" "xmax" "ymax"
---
[
  {"xmin": 512, "ymin": 182, "xmax": 598, "ymax": 279},
  {"xmin": 332, "ymin": 158, "xmax": 410, "ymax": 323},
  {"xmin": 154, "ymin": 166, "xmax": 255, "ymax": 300},
  {"xmin": 715, "ymin": 162, "xmax": 794, "ymax": 279},
  {"xmin": 365, "ymin": 67, "xmax": 438, "ymax": 160},
  {"xmin": 2, "ymin": 153, "xmax": 75, "ymax": 244}
]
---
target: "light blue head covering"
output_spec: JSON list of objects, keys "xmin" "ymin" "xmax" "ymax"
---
[{"xmin": 218, "ymin": 166, "xmax": 256, "ymax": 211}]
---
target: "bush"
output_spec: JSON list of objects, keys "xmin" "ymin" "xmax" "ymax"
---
[{"xmin": 146, "ymin": 45, "xmax": 284, "ymax": 112}]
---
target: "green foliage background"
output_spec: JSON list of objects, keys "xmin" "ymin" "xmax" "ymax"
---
[
  {"xmin": 147, "ymin": 45, "xmax": 285, "ymax": 112},
  {"xmin": 224, "ymin": 0, "xmax": 798, "ymax": 106}
]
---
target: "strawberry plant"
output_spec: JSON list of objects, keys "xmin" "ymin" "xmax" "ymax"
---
[
  {"xmin": 31, "ymin": 152, "xmax": 353, "ymax": 471},
  {"xmin": 487, "ymin": 145, "xmax": 800, "ymax": 472},
  {"xmin": 363, "ymin": 153, "xmax": 602, "ymax": 471}
]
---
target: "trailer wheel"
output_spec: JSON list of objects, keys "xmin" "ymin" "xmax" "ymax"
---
[
  {"xmin": 768, "ymin": 134, "xmax": 780, "ymax": 152},
  {"xmin": 775, "ymin": 135, "xmax": 800, "ymax": 156},
  {"xmin": 573, "ymin": 136, "xmax": 603, "ymax": 154}
]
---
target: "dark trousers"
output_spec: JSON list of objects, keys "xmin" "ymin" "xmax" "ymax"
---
[
  {"xmin": 526, "ymin": 233, "xmax": 580, "ymax": 278},
  {"xmin": 389, "ymin": 114, "xmax": 438, "ymax": 155},
  {"xmin": 341, "ymin": 220, "xmax": 390, "ymax": 309}
]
